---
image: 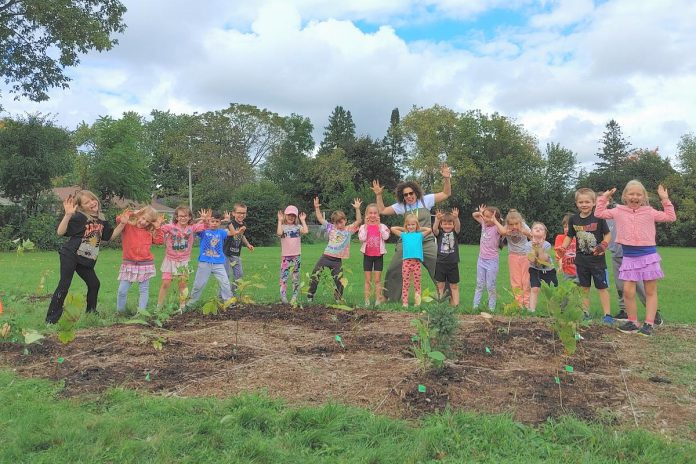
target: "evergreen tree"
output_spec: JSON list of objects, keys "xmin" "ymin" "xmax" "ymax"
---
[
  {"xmin": 594, "ymin": 119, "xmax": 631, "ymax": 190},
  {"xmin": 318, "ymin": 106, "xmax": 356, "ymax": 155},
  {"xmin": 383, "ymin": 108, "xmax": 406, "ymax": 175}
]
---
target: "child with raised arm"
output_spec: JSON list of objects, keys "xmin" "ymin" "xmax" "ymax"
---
[
  {"xmin": 222, "ymin": 203, "xmax": 254, "ymax": 296},
  {"xmin": 503, "ymin": 209, "xmax": 532, "ymax": 308},
  {"xmin": 595, "ymin": 181, "xmax": 676, "ymax": 336},
  {"xmin": 307, "ymin": 197, "xmax": 362, "ymax": 302},
  {"xmin": 391, "ymin": 214, "xmax": 432, "ymax": 307},
  {"xmin": 472, "ymin": 205, "xmax": 506, "ymax": 312},
  {"xmin": 277, "ymin": 206, "xmax": 309, "ymax": 304},
  {"xmin": 432, "ymin": 208, "xmax": 461, "ymax": 306},
  {"xmin": 157, "ymin": 206, "xmax": 208, "ymax": 310},
  {"xmin": 527, "ymin": 222, "xmax": 558, "ymax": 312},
  {"xmin": 46, "ymin": 190, "xmax": 124, "ymax": 324},
  {"xmin": 186, "ymin": 211, "xmax": 236, "ymax": 308},
  {"xmin": 558, "ymin": 188, "xmax": 613, "ymax": 323},
  {"xmin": 358, "ymin": 203, "xmax": 390, "ymax": 306},
  {"xmin": 554, "ymin": 213, "xmax": 577, "ymax": 282},
  {"xmin": 115, "ymin": 207, "xmax": 164, "ymax": 314}
]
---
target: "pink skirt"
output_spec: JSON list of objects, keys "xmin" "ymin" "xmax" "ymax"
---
[
  {"xmin": 118, "ymin": 260, "xmax": 156, "ymax": 282},
  {"xmin": 619, "ymin": 252, "xmax": 663, "ymax": 282}
]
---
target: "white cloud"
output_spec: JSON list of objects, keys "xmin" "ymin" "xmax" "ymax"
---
[{"xmin": 1, "ymin": 0, "xmax": 695, "ymax": 165}]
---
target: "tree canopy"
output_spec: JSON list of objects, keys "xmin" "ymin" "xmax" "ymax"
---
[{"xmin": 0, "ymin": 0, "xmax": 126, "ymax": 103}]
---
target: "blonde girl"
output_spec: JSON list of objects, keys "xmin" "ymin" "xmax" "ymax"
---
[
  {"xmin": 595, "ymin": 180, "xmax": 676, "ymax": 336},
  {"xmin": 358, "ymin": 203, "xmax": 390, "ymax": 306},
  {"xmin": 157, "ymin": 206, "xmax": 208, "ymax": 310},
  {"xmin": 390, "ymin": 214, "xmax": 432, "ymax": 307},
  {"xmin": 503, "ymin": 209, "xmax": 532, "ymax": 308},
  {"xmin": 277, "ymin": 205, "xmax": 309, "ymax": 304},
  {"xmin": 472, "ymin": 205, "xmax": 506, "ymax": 311},
  {"xmin": 528, "ymin": 222, "xmax": 558, "ymax": 311},
  {"xmin": 46, "ymin": 190, "xmax": 124, "ymax": 323},
  {"xmin": 116, "ymin": 206, "xmax": 164, "ymax": 313}
]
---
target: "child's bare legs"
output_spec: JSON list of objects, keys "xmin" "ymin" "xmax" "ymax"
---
[
  {"xmin": 623, "ymin": 280, "xmax": 638, "ymax": 321},
  {"xmin": 449, "ymin": 283, "xmax": 459, "ymax": 306},
  {"xmin": 373, "ymin": 271, "xmax": 384, "ymax": 304},
  {"xmin": 597, "ymin": 288, "xmax": 611, "ymax": 315},
  {"xmin": 580, "ymin": 286, "xmax": 591, "ymax": 312},
  {"xmin": 157, "ymin": 278, "xmax": 171, "ymax": 307},
  {"xmin": 364, "ymin": 271, "xmax": 373, "ymax": 304},
  {"xmin": 529, "ymin": 287, "xmax": 539, "ymax": 311},
  {"xmin": 644, "ymin": 280, "xmax": 658, "ymax": 324},
  {"xmin": 437, "ymin": 282, "xmax": 446, "ymax": 301}
]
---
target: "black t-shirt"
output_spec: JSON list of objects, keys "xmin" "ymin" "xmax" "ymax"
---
[
  {"xmin": 222, "ymin": 219, "xmax": 245, "ymax": 257},
  {"xmin": 567, "ymin": 212, "xmax": 609, "ymax": 269},
  {"xmin": 60, "ymin": 212, "xmax": 114, "ymax": 267},
  {"xmin": 435, "ymin": 230, "xmax": 460, "ymax": 263}
]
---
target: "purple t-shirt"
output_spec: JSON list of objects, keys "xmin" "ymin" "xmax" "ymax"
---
[{"xmin": 479, "ymin": 223, "xmax": 501, "ymax": 260}]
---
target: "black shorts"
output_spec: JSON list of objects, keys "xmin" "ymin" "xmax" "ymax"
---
[
  {"xmin": 529, "ymin": 267, "xmax": 558, "ymax": 288},
  {"xmin": 576, "ymin": 264, "xmax": 609, "ymax": 289},
  {"xmin": 435, "ymin": 262, "xmax": 460, "ymax": 284},
  {"xmin": 363, "ymin": 255, "xmax": 384, "ymax": 272}
]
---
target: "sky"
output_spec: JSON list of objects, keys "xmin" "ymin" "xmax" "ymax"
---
[{"xmin": 2, "ymin": 0, "xmax": 696, "ymax": 165}]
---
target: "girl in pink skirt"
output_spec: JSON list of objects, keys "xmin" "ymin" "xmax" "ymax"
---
[
  {"xmin": 116, "ymin": 207, "xmax": 164, "ymax": 313},
  {"xmin": 595, "ymin": 181, "xmax": 676, "ymax": 336}
]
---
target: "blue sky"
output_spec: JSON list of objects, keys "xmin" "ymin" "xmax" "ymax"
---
[{"xmin": 2, "ymin": 0, "xmax": 695, "ymax": 164}]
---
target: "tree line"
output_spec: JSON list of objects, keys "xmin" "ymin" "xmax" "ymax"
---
[{"xmin": 1, "ymin": 105, "xmax": 695, "ymax": 249}]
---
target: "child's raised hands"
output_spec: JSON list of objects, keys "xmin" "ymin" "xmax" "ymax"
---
[
  {"xmin": 62, "ymin": 195, "xmax": 77, "ymax": 215},
  {"xmin": 657, "ymin": 184, "xmax": 669, "ymax": 200},
  {"xmin": 223, "ymin": 210, "xmax": 231, "ymax": 222},
  {"xmin": 277, "ymin": 210, "xmax": 284, "ymax": 222},
  {"xmin": 371, "ymin": 180, "xmax": 384, "ymax": 195},
  {"xmin": 299, "ymin": 212, "xmax": 307, "ymax": 222},
  {"xmin": 119, "ymin": 210, "xmax": 133, "ymax": 224},
  {"xmin": 451, "ymin": 207, "xmax": 459, "ymax": 217},
  {"xmin": 477, "ymin": 204, "xmax": 487, "ymax": 213},
  {"xmin": 313, "ymin": 197, "xmax": 321, "ymax": 209},
  {"xmin": 154, "ymin": 214, "xmax": 166, "ymax": 228},
  {"xmin": 440, "ymin": 163, "xmax": 452, "ymax": 179},
  {"xmin": 352, "ymin": 198, "xmax": 362, "ymax": 209},
  {"xmin": 435, "ymin": 209, "xmax": 444, "ymax": 220},
  {"xmin": 602, "ymin": 188, "xmax": 617, "ymax": 199}
]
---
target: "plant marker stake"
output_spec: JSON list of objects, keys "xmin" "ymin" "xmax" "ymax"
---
[
  {"xmin": 418, "ymin": 384, "xmax": 426, "ymax": 393},
  {"xmin": 485, "ymin": 347, "xmax": 491, "ymax": 354},
  {"xmin": 565, "ymin": 365, "xmax": 574, "ymax": 373},
  {"xmin": 57, "ymin": 357, "xmax": 64, "ymax": 364},
  {"xmin": 554, "ymin": 376, "xmax": 561, "ymax": 384},
  {"xmin": 574, "ymin": 333, "xmax": 581, "ymax": 341},
  {"xmin": 145, "ymin": 372, "xmax": 151, "ymax": 382},
  {"xmin": 335, "ymin": 335, "xmax": 345, "ymax": 349}
]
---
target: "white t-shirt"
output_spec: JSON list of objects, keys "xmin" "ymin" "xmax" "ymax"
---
[{"xmin": 390, "ymin": 193, "xmax": 436, "ymax": 215}]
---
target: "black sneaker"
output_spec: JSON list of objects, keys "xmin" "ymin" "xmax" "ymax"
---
[
  {"xmin": 618, "ymin": 321, "xmax": 640, "ymax": 334},
  {"xmin": 613, "ymin": 309, "xmax": 629, "ymax": 321},
  {"xmin": 654, "ymin": 311, "xmax": 663, "ymax": 326},
  {"xmin": 638, "ymin": 323, "xmax": 654, "ymax": 337}
]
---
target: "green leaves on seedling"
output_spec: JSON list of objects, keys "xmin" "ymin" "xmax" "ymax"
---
[
  {"xmin": 57, "ymin": 293, "xmax": 83, "ymax": 344},
  {"xmin": 22, "ymin": 329, "xmax": 44, "ymax": 345},
  {"xmin": 418, "ymin": 384, "xmax": 427, "ymax": 393},
  {"xmin": 145, "ymin": 372, "xmax": 151, "ymax": 382},
  {"xmin": 554, "ymin": 376, "xmax": 561, "ymax": 384},
  {"xmin": 57, "ymin": 357, "xmax": 65, "ymax": 364},
  {"xmin": 329, "ymin": 304, "xmax": 353, "ymax": 312},
  {"xmin": 13, "ymin": 238, "xmax": 35, "ymax": 255},
  {"xmin": 335, "ymin": 335, "xmax": 345, "ymax": 349},
  {"xmin": 565, "ymin": 365, "xmax": 574, "ymax": 373},
  {"xmin": 485, "ymin": 346, "xmax": 491, "ymax": 354}
]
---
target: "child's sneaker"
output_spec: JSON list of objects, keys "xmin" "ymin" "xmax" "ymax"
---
[
  {"xmin": 654, "ymin": 311, "xmax": 663, "ymax": 326},
  {"xmin": 583, "ymin": 312, "xmax": 592, "ymax": 322},
  {"xmin": 638, "ymin": 323, "xmax": 654, "ymax": 337},
  {"xmin": 364, "ymin": 299, "xmax": 371, "ymax": 307},
  {"xmin": 613, "ymin": 309, "xmax": 629, "ymax": 321},
  {"xmin": 618, "ymin": 321, "xmax": 640, "ymax": 334},
  {"xmin": 290, "ymin": 297, "xmax": 297, "ymax": 306},
  {"xmin": 602, "ymin": 314, "xmax": 615, "ymax": 325}
]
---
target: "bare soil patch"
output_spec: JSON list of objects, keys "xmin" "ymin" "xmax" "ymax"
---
[{"xmin": 1, "ymin": 304, "xmax": 695, "ymax": 438}]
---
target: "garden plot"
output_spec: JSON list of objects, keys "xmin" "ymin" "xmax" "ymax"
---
[{"xmin": 1, "ymin": 304, "xmax": 695, "ymax": 438}]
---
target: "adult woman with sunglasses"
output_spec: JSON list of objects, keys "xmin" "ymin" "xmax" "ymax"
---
[{"xmin": 372, "ymin": 164, "xmax": 452, "ymax": 302}]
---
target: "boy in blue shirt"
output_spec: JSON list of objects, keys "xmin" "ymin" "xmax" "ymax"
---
[{"xmin": 187, "ymin": 211, "xmax": 234, "ymax": 307}]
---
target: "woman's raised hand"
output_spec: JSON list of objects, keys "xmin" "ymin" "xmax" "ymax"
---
[
  {"xmin": 313, "ymin": 197, "xmax": 321, "ymax": 209},
  {"xmin": 371, "ymin": 180, "xmax": 384, "ymax": 195},
  {"xmin": 441, "ymin": 163, "xmax": 452, "ymax": 178},
  {"xmin": 657, "ymin": 184, "xmax": 669, "ymax": 200},
  {"xmin": 63, "ymin": 195, "xmax": 77, "ymax": 215}
]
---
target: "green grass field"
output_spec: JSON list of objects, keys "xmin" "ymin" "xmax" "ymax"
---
[
  {"xmin": 2, "ymin": 244, "xmax": 696, "ymax": 463},
  {"xmin": 1, "ymin": 243, "xmax": 695, "ymax": 327}
]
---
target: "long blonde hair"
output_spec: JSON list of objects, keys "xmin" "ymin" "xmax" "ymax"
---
[
  {"xmin": 130, "ymin": 206, "xmax": 159, "ymax": 231},
  {"xmin": 74, "ymin": 190, "xmax": 104, "ymax": 220},
  {"xmin": 403, "ymin": 213, "xmax": 420, "ymax": 230},
  {"xmin": 622, "ymin": 180, "xmax": 650, "ymax": 206}
]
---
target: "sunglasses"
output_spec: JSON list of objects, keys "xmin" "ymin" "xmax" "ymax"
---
[{"xmin": 403, "ymin": 191, "xmax": 416, "ymax": 197}]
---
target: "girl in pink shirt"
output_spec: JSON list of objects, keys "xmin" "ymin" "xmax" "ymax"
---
[
  {"xmin": 116, "ymin": 207, "xmax": 164, "ymax": 313},
  {"xmin": 595, "ymin": 181, "xmax": 676, "ymax": 336},
  {"xmin": 157, "ymin": 206, "xmax": 208, "ymax": 310},
  {"xmin": 472, "ymin": 205, "xmax": 506, "ymax": 311},
  {"xmin": 358, "ymin": 203, "xmax": 390, "ymax": 306},
  {"xmin": 277, "ymin": 206, "xmax": 309, "ymax": 304}
]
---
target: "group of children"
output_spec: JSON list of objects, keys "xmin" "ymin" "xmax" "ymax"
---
[{"xmin": 47, "ymin": 179, "xmax": 676, "ymax": 337}]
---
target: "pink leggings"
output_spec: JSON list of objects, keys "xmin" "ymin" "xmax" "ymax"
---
[{"xmin": 402, "ymin": 258, "xmax": 422, "ymax": 305}]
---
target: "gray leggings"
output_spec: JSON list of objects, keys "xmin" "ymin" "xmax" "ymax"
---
[{"xmin": 117, "ymin": 278, "xmax": 151, "ymax": 312}]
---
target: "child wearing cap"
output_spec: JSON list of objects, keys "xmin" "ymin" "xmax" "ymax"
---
[{"xmin": 277, "ymin": 205, "xmax": 309, "ymax": 304}]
